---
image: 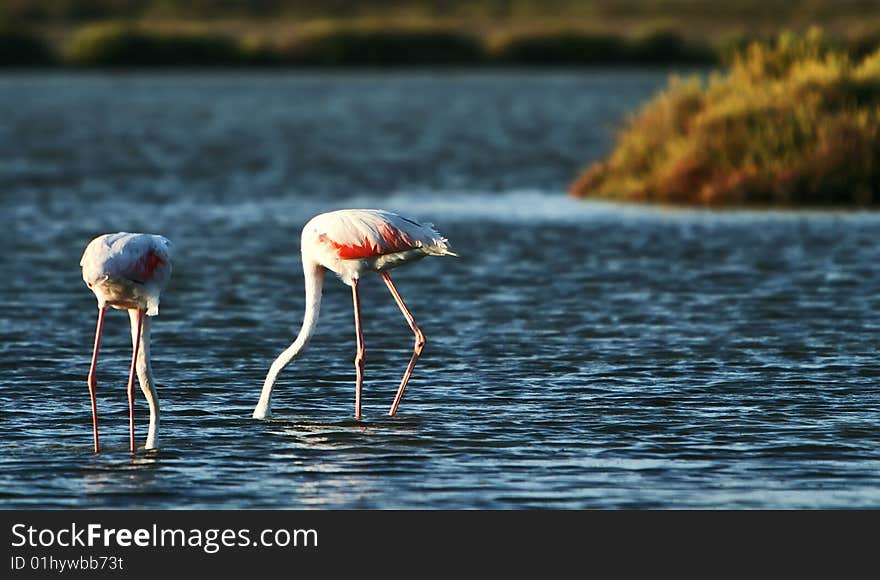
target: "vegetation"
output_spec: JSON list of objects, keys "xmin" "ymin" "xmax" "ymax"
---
[
  {"xmin": 2, "ymin": 1, "xmax": 880, "ymax": 67},
  {"xmin": 487, "ymin": 26, "xmax": 714, "ymax": 65},
  {"xmin": 66, "ymin": 23, "xmax": 243, "ymax": 66},
  {"xmin": 2, "ymin": 21, "xmax": 719, "ymax": 68},
  {"xmin": 569, "ymin": 29, "xmax": 880, "ymax": 206},
  {"xmin": 270, "ymin": 23, "xmax": 483, "ymax": 66},
  {"xmin": 2, "ymin": 1, "xmax": 879, "ymax": 31}
]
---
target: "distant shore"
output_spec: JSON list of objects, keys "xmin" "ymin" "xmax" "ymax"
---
[{"xmin": 3, "ymin": 17, "xmax": 880, "ymax": 68}]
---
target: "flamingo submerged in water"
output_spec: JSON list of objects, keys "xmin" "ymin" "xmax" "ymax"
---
[
  {"xmin": 80, "ymin": 233, "xmax": 172, "ymax": 453},
  {"xmin": 253, "ymin": 209, "xmax": 456, "ymax": 420}
]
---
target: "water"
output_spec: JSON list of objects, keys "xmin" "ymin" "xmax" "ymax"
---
[{"xmin": 2, "ymin": 71, "xmax": 879, "ymax": 509}]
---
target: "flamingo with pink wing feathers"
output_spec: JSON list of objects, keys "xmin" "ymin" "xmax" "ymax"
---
[
  {"xmin": 81, "ymin": 232, "xmax": 172, "ymax": 453},
  {"xmin": 253, "ymin": 209, "xmax": 456, "ymax": 420}
]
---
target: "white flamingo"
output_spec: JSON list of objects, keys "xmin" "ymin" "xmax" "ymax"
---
[
  {"xmin": 80, "ymin": 232, "xmax": 172, "ymax": 453},
  {"xmin": 253, "ymin": 209, "xmax": 456, "ymax": 420}
]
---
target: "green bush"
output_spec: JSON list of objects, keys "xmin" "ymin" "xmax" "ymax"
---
[
  {"xmin": 570, "ymin": 28, "xmax": 880, "ymax": 206},
  {"xmin": 67, "ymin": 23, "xmax": 243, "ymax": 66}
]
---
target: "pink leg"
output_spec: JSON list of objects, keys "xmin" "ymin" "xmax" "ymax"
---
[
  {"xmin": 87, "ymin": 307, "xmax": 106, "ymax": 453},
  {"xmin": 351, "ymin": 279, "xmax": 365, "ymax": 420},
  {"xmin": 381, "ymin": 273, "xmax": 425, "ymax": 416},
  {"xmin": 127, "ymin": 308, "xmax": 145, "ymax": 453}
]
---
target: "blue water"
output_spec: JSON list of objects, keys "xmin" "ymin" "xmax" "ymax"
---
[{"xmin": 2, "ymin": 71, "xmax": 879, "ymax": 509}]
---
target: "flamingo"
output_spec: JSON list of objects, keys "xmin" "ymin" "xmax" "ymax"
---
[
  {"xmin": 253, "ymin": 209, "xmax": 456, "ymax": 420},
  {"xmin": 80, "ymin": 232, "xmax": 172, "ymax": 453}
]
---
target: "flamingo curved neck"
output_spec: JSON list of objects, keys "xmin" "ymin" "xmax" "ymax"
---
[
  {"xmin": 253, "ymin": 262, "xmax": 326, "ymax": 419},
  {"xmin": 129, "ymin": 310, "xmax": 160, "ymax": 449}
]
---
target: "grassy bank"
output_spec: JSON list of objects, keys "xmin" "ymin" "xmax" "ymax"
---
[
  {"xmin": 65, "ymin": 23, "xmax": 243, "ymax": 66},
  {"xmin": 569, "ymin": 29, "xmax": 880, "ymax": 207},
  {"xmin": 4, "ymin": 1, "xmax": 880, "ymax": 67},
  {"xmin": 3, "ymin": 21, "xmax": 721, "ymax": 67},
  {"xmin": 3, "ymin": 16, "xmax": 880, "ymax": 68}
]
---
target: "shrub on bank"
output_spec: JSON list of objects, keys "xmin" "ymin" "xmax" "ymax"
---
[
  {"xmin": 488, "ymin": 27, "xmax": 713, "ymax": 65},
  {"xmin": 67, "ymin": 23, "xmax": 243, "ymax": 66},
  {"xmin": 570, "ymin": 29, "xmax": 880, "ymax": 206}
]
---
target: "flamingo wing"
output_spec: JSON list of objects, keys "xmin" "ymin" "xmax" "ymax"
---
[
  {"xmin": 81, "ymin": 233, "xmax": 173, "ymax": 317},
  {"xmin": 311, "ymin": 209, "xmax": 454, "ymax": 260},
  {"xmin": 82, "ymin": 233, "xmax": 172, "ymax": 284}
]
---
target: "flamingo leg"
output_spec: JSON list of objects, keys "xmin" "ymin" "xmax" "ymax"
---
[
  {"xmin": 126, "ymin": 308, "xmax": 145, "ymax": 453},
  {"xmin": 351, "ymin": 279, "xmax": 365, "ymax": 420},
  {"xmin": 351, "ymin": 278, "xmax": 365, "ymax": 419},
  {"xmin": 87, "ymin": 306, "xmax": 106, "ymax": 453},
  {"xmin": 381, "ymin": 273, "xmax": 425, "ymax": 416}
]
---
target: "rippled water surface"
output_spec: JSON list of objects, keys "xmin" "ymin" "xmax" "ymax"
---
[{"xmin": 2, "ymin": 71, "xmax": 880, "ymax": 509}]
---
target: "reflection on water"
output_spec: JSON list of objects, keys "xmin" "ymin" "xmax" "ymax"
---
[{"xmin": 2, "ymin": 71, "xmax": 880, "ymax": 509}]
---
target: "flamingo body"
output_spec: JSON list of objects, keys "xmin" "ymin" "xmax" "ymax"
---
[
  {"xmin": 81, "ymin": 232, "xmax": 172, "ymax": 452},
  {"xmin": 303, "ymin": 209, "xmax": 454, "ymax": 285},
  {"xmin": 253, "ymin": 209, "xmax": 455, "ymax": 420},
  {"xmin": 81, "ymin": 232, "xmax": 172, "ymax": 316}
]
